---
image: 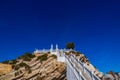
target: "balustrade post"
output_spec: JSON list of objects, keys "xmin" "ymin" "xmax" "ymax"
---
[
  {"xmin": 77, "ymin": 58, "xmax": 79, "ymax": 62},
  {"xmin": 73, "ymin": 62, "xmax": 75, "ymax": 75},
  {"xmin": 79, "ymin": 71, "xmax": 82, "ymax": 80},
  {"xmin": 83, "ymin": 64, "xmax": 85, "ymax": 73},
  {"xmin": 91, "ymin": 70, "xmax": 95, "ymax": 80}
]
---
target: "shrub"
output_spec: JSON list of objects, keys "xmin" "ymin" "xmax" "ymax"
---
[
  {"xmin": 28, "ymin": 69, "xmax": 32, "ymax": 74},
  {"xmin": 14, "ymin": 65, "xmax": 20, "ymax": 70},
  {"xmin": 25, "ymin": 64, "xmax": 30, "ymax": 70},
  {"xmin": 10, "ymin": 59, "xmax": 17, "ymax": 64},
  {"xmin": 75, "ymin": 52, "xmax": 81, "ymax": 56},
  {"xmin": 65, "ymin": 52, "xmax": 69, "ymax": 55},
  {"xmin": 37, "ymin": 54, "xmax": 48, "ymax": 61},
  {"xmin": 19, "ymin": 70, "xmax": 23, "ymax": 74},
  {"xmin": 2, "ymin": 60, "xmax": 9, "ymax": 64},
  {"xmin": 66, "ymin": 42, "xmax": 75, "ymax": 49},
  {"xmin": 18, "ymin": 52, "xmax": 35, "ymax": 61},
  {"xmin": 15, "ymin": 72, "xmax": 19, "ymax": 76},
  {"xmin": 68, "ymin": 51, "xmax": 81, "ymax": 56},
  {"xmin": 35, "ymin": 76, "xmax": 42, "ymax": 80},
  {"xmin": 51, "ymin": 54, "xmax": 57, "ymax": 58},
  {"xmin": 19, "ymin": 62, "xmax": 27, "ymax": 67},
  {"xmin": 12, "ymin": 65, "xmax": 15, "ymax": 69},
  {"xmin": 24, "ymin": 52, "xmax": 35, "ymax": 58},
  {"xmin": 24, "ymin": 56, "xmax": 31, "ymax": 61}
]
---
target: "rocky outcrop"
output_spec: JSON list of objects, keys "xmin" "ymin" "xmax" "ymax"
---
[
  {"xmin": 0, "ymin": 63, "xmax": 12, "ymax": 75},
  {"xmin": 0, "ymin": 53, "xmax": 66, "ymax": 80},
  {"xmin": 0, "ymin": 50, "xmax": 118, "ymax": 80},
  {"xmin": 102, "ymin": 71, "xmax": 120, "ymax": 80}
]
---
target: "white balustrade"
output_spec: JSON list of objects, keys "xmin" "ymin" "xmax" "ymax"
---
[{"xmin": 64, "ymin": 53, "xmax": 101, "ymax": 80}]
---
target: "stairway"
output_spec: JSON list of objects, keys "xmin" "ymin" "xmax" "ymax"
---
[{"xmin": 64, "ymin": 53, "xmax": 101, "ymax": 80}]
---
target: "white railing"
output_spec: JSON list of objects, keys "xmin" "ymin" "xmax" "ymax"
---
[
  {"xmin": 64, "ymin": 53, "xmax": 101, "ymax": 80},
  {"xmin": 70, "ymin": 54, "xmax": 100, "ymax": 80},
  {"xmin": 65, "ymin": 55, "xmax": 85, "ymax": 80}
]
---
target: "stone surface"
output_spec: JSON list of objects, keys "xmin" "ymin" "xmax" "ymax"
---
[{"xmin": 0, "ymin": 63, "xmax": 12, "ymax": 75}]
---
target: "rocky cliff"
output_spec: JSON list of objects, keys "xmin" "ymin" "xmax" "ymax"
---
[
  {"xmin": 0, "ymin": 63, "xmax": 12, "ymax": 75},
  {"xmin": 0, "ymin": 50, "xmax": 118, "ymax": 80},
  {"xmin": 0, "ymin": 52, "xmax": 66, "ymax": 80}
]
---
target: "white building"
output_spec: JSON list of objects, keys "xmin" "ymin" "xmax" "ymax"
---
[{"xmin": 33, "ymin": 44, "xmax": 66, "ymax": 62}]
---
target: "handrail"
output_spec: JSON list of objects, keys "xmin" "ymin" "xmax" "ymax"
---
[
  {"xmin": 65, "ymin": 55, "xmax": 85, "ymax": 80},
  {"xmin": 70, "ymin": 53, "xmax": 101, "ymax": 80}
]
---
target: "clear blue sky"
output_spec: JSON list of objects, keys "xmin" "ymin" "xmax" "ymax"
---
[{"xmin": 0, "ymin": 0, "xmax": 120, "ymax": 73}]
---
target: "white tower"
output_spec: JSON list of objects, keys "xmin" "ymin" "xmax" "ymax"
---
[
  {"xmin": 34, "ymin": 48, "xmax": 39, "ymax": 53},
  {"xmin": 50, "ymin": 44, "xmax": 53, "ymax": 53},
  {"xmin": 56, "ymin": 44, "xmax": 58, "ymax": 51}
]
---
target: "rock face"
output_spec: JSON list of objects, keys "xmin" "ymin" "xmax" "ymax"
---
[
  {"xmin": 0, "ymin": 53, "xmax": 66, "ymax": 80},
  {"xmin": 0, "ymin": 63, "xmax": 12, "ymax": 75},
  {"xmin": 102, "ymin": 71, "xmax": 120, "ymax": 80},
  {"xmin": 0, "ymin": 50, "xmax": 102, "ymax": 80},
  {"xmin": 0, "ymin": 49, "xmax": 118, "ymax": 80}
]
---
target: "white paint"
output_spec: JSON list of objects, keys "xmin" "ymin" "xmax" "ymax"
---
[{"xmin": 33, "ymin": 44, "xmax": 66, "ymax": 62}]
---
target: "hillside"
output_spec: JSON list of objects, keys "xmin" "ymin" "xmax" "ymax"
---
[
  {"xmin": 0, "ymin": 48, "xmax": 119, "ymax": 80},
  {"xmin": 0, "ymin": 52, "xmax": 66, "ymax": 80},
  {"xmin": 0, "ymin": 48, "xmax": 104, "ymax": 80}
]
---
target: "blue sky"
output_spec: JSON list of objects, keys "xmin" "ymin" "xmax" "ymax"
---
[{"xmin": 0, "ymin": 0, "xmax": 120, "ymax": 73}]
